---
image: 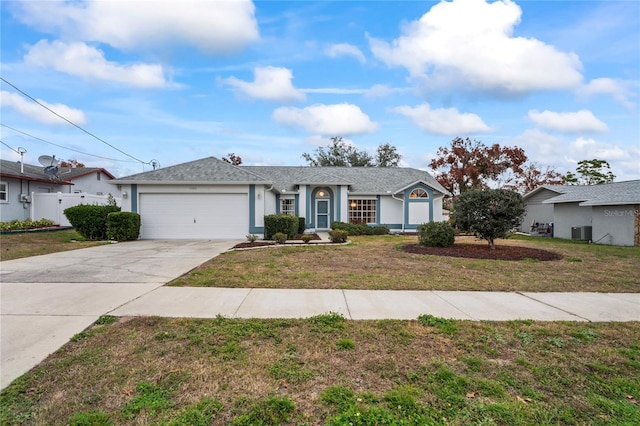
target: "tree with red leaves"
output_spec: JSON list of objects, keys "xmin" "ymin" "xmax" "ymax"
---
[
  {"xmin": 222, "ymin": 153, "xmax": 242, "ymax": 166},
  {"xmin": 429, "ymin": 137, "xmax": 528, "ymax": 195},
  {"xmin": 59, "ymin": 159, "xmax": 85, "ymax": 168},
  {"xmin": 504, "ymin": 162, "xmax": 566, "ymax": 194}
]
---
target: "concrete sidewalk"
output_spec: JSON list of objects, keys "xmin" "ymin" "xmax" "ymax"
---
[{"xmin": 109, "ymin": 287, "xmax": 640, "ymax": 322}]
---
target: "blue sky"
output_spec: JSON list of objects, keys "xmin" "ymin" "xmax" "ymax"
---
[{"xmin": 1, "ymin": 0, "xmax": 638, "ymax": 182}]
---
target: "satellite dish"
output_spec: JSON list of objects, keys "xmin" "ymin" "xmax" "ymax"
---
[
  {"xmin": 38, "ymin": 155, "xmax": 59, "ymax": 167},
  {"xmin": 44, "ymin": 166, "xmax": 59, "ymax": 176}
]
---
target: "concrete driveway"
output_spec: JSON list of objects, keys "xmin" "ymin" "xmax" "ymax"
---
[{"xmin": 0, "ymin": 239, "xmax": 238, "ymax": 390}]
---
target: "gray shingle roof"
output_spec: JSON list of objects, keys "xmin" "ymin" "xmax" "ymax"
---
[
  {"xmin": 113, "ymin": 157, "xmax": 270, "ymax": 184},
  {"xmin": 1, "ymin": 159, "xmax": 72, "ymax": 185},
  {"xmin": 113, "ymin": 157, "xmax": 450, "ymax": 195},
  {"xmin": 540, "ymin": 180, "xmax": 640, "ymax": 206}
]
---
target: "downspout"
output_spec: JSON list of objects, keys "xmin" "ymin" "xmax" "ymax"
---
[{"xmin": 391, "ymin": 192, "xmax": 405, "ymax": 232}]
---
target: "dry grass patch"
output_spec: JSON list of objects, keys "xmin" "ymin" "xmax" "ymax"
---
[
  {"xmin": 170, "ymin": 235, "xmax": 640, "ymax": 293},
  {"xmin": 2, "ymin": 316, "xmax": 638, "ymax": 425},
  {"xmin": 0, "ymin": 229, "xmax": 104, "ymax": 260}
]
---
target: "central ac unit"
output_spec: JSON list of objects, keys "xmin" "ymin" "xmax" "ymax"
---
[{"xmin": 571, "ymin": 226, "xmax": 592, "ymax": 241}]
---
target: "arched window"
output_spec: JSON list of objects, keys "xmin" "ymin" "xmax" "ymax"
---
[{"xmin": 409, "ymin": 188, "xmax": 428, "ymax": 199}]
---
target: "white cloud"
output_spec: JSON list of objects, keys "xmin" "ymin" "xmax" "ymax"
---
[
  {"xmin": 325, "ymin": 43, "xmax": 366, "ymax": 63},
  {"xmin": 569, "ymin": 137, "xmax": 626, "ymax": 162},
  {"xmin": 12, "ymin": 0, "xmax": 258, "ymax": 53},
  {"xmin": 368, "ymin": 0, "xmax": 583, "ymax": 95},
  {"xmin": 223, "ymin": 67, "xmax": 305, "ymax": 102},
  {"xmin": 24, "ymin": 40, "xmax": 168, "ymax": 88},
  {"xmin": 578, "ymin": 78, "xmax": 637, "ymax": 111},
  {"xmin": 272, "ymin": 103, "xmax": 378, "ymax": 135},
  {"xmin": 508, "ymin": 128, "xmax": 563, "ymax": 159},
  {"xmin": 0, "ymin": 90, "xmax": 87, "ymax": 125},
  {"xmin": 528, "ymin": 109, "xmax": 608, "ymax": 133},
  {"xmin": 392, "ymin": 103, "xmax": 491, "ymax": 135}
]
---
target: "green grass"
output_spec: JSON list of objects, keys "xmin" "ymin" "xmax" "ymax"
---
[
  {"xmin": 1, "ymin": 316, "xmax": 638, "ymax": 425},
  {"xmin": 169, "ymin": 235, "xmax": 640, "ymax": 292}
]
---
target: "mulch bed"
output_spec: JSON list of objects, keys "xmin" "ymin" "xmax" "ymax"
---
[
  {"xmin": 233, "ymin": 234, "xmax": 322, "ymax": 249},
  {"xmin": 403, "ymin": 243, "xmax": 562, "ymax": 261}
]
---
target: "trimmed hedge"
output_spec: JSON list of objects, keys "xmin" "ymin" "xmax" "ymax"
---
[
  {"xmin": 331, "ymin": 221, "xmax": 389, "ymax": 236},
  {"xmin": 417, "ymin": 221, "xmax": 455, "ymax": 247},
  {"xmin": 106, "ymin": 212, "xmax": 141, "ymax": 241},
  {"xmin": 264, "ymin": 214, "xmax": 298, "ymax": 240},
  {"xmin": 328, "ymin": 229, "xmax": 348, "ymax": 243},
  {"xmin": 64, "ymin": 204, "xmax": 121, "ymax": 240},
  {"xmin": 298, "ymin": 217, "xmax": 306, "ymax": 235}
]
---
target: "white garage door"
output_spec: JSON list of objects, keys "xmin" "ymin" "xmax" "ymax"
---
[{"xmin": 139, "ymin": 193, "xmax": 248, "ymax": 239}]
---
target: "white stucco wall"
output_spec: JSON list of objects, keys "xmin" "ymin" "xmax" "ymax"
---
[
  {"xmin": 552, "ymin": 202, "xmax": 592, "ymax": 240},
  {"xmin": 432, "ymin": 195, "xmax": 444, "ymax": 222},
  {"xmin": 408, "ymin": 202, "xmax": 430, "ymax": 225},
  {"xmin": 380, "ymin": 195, "xmax": 403, "ymax": 226},
  {"xmin": 591, "ymin": 205, "xmax": 636, "ymax": 246}
]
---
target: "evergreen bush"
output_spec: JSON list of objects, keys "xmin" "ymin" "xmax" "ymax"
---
[
  {"xmin": 64, "ymin": 204, "xmax": 121, "ymax": 240},
  {"xmin": 417, "ymin": 221, "xmax": 455, "ymax": 247},
  {"xmin": 264, "ymin": 214, "xmax": 298, "ymax": 239},
  {"xmin": 328, "ymin": 229, "xmax": 348, "ymax": 243},
  {"xmin": 106, "ymin": 212, "xmax": 140, "ymax": 241}
]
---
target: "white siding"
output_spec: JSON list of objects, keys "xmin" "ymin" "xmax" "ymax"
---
[{"xmin": 408, "ymin": 202, "xmax": 429, "ymax": 225}]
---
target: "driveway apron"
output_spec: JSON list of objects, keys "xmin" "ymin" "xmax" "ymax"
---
[{"xmin": 0, "ymin": 239, "xmax": 238, "ymax": 390}]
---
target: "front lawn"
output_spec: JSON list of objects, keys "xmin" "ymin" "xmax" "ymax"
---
[
  {"xmin": 1, "ymin": 316, "xmax": 638, "ymax": 425},
  {"xmin": 170, "ymin": 235, "xmax": 640, "ymax": 293},
  {"xmin": 0, "ymin": 229, "xmax": 105, "ymax": 261}
]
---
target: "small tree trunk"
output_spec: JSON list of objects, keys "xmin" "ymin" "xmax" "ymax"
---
[{"xmin": 488, "ymin": 238, "xmax": 495, "ymax": 250}]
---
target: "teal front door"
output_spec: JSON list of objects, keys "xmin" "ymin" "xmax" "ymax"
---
[{"xmin": 316, "ymin": 200, "xmax": 329, "ymax": 229}]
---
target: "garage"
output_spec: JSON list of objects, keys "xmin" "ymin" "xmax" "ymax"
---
[{"xmin": 139, "ymin": 193, "xmax": 248, "ymax": 239}]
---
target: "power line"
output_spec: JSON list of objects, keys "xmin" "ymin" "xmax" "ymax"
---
[
  {"xmin": 1, "ymin": 123, "xmax": 140, "ymax": 163},
  {"xmin": 1, "ymin": 77, "xmax": 148, "ymax": 164},
  {"xmin": 0, "ymin": 139, "xmax": 20, "ymax": 154}
]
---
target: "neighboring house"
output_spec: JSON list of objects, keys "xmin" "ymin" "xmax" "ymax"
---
[
  {"xmin": 111, "ymin": 156, "xmax": 451, "ymax": 239},
  {"xmin": 0, "ymin": 159, "xmax": 119, "ymax": 223},
  {"xmin": 521, "ymin": 180, "xmax": 640, "ymax": 246}
]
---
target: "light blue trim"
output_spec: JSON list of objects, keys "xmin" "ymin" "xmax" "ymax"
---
[
  {"xmin": 310, "ymin": 187, "xmax": 334, "ymax": 229},
  {"xmin": 336, "ymin": 185, "xmax": 342, "ymax": 222},
  {"xmin": 385, "ymin": 224, "xmax": 404, "ymax": 230},
  {"xmin": 275, "ymin": 193, "xmax": 280, "ymax": 214},
  {"xmin": 294, "ymin": 194, "xmax": 300, "ymax": 217},
  {"xmin": 376, "ymin": 195, "xmax": 381, "ymax": 224},
  {"xmin": 248, "ymin": 185, "xmax": 263, "ymax": 233},
  {"xmin": 306, "ymin": 186, "xmax": 312, "ymax": 227},
  {"xmin": 404, "ymin": 184, "xmax": 434, "ymax": 225},
  {"xmin": 131, "ymin": 184, "xmax": 138, "ymax": 213}
]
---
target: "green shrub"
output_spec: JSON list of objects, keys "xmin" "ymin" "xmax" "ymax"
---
[
  {"xmin": 106, "ymin": 212, "xmax": 140, "ymax": 241},
  {"xmin": 417, "ymin": 221, "xmax": 455, "ymax": 247},
  {"xmin": 328, "ymin": 229, "xmax": 348, "ymax": 243},
  {"xmin": 331, "ymin": 221, "xmax": 389, "ymax": 236},
  {"xmin": 64, "ymin": 204, "xmax": 121, "ymax": 240},
  {"xmin": 264, "ymin": 214, "xmax": 298, "ymax": 240},
  {"xmin": 301, "ymin": 234, "xmax": 313, "ymax": 244},
  {"xmin": 298, "ymin": 216, "xmax": 306, "ymax": 234},
  {"xmin": 273, "ymin": 232, "xmax": 287, "ymax": 244}
]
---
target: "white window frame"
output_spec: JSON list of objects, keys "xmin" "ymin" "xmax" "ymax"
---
[
  {"xmin": 280, "ymin": 198, "xmax": 295, "ymax": 215},
  {"xmin": 0, "ymin": 181, "xmax": 8, "ymax": 203},
  {"xmin": 409, "ymin": 188, "xmax": 429, "ymax": 199},
  {"xmin": 348, "ymin": 199, "xmax": 376, "ymax": 224}
]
